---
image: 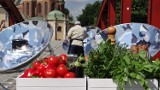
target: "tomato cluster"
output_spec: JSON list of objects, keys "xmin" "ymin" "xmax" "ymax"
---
[{"xmin": 20, "ymin": 54, "xmax": 76, "ymax": 78}]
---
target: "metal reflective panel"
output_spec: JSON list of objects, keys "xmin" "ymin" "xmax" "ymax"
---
[
  {"xmin": 83, "ymin": 26, "xmax": 106, "ymax": 55},
  {"xmin": 104, "ymin": 23, "xmax": 160, "ymax": 60},
  {"xmin": 0, "ymin": 20, "xmax": 53, "ymax": 71}
]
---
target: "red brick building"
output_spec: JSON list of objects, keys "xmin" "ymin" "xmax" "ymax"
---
[{"xmin": 21, "ymin": 0, "xmax": 64, "ymax": 18}]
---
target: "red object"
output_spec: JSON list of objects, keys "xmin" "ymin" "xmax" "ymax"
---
[
  {"xmin": 108, "ymin": 0, "xmax": 116, "ymax": 26},
  {"xmin": 59, "ymin": 54, "xmax": 68, "ymax": 60},
  {"xmin": 96, "ymin": 0, "xmax": 108, "ymax": 30},
  {"xmin": 58, "ymin": 54, "xmax": 68, "ymax": 65},
  {"xmin": 152, "ymin": 51, "xmax": 160, "ymax": 61},
  {"xmin": 36, "ymin": 63, "xmax": 46, "ymax": 72},
  {"xmin": 43, "ymin": 68, "xmax": 57, "ymax": 78},
  {"xmin": 32, "ymin": 61, "xmax": 41, "ymax": 69},
  {"xmin": 56, "ymin": 64, "xmax": 69, "ymax": 77},
  {"xmin": 22, "ymin": 68, "xmax": 35, "ymax": 78},
  {"xmin": 47, "ymin": 56, "xmax": 59, "ymax": 66},
  {"xmin": 148, "ymin": 0, "xmax": 160, "ymax": 29},
  {"xmin": 96, "ymin": 0, "xmax": 160, "ymax": 30},
  {"xmin": 120, "ymin": 0, "xmax": 132, "ymax": 23},
  {"xmin": 64, "ymin": 72, "xmax": 76, "ymax": 78}
]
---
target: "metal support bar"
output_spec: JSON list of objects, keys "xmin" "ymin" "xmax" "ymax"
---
[
  {"xmin": 100, "ymin": 15, "xmax": 108, "ymax": 30},
  {"xmin": 108, "ymin": 0, "xmax": 116, "ymax": 26},
  {"xmin": 96, "ymin": 0, "xmax": 108, "ymax": 29},
  {"xmin": 148, "ymin": 0, "xmax": 160, "ymax": 29},
  {"xmin": 0, "ymin": 0, "xmax": 24, "ymax": 25},
  {"xmin": 120, "ymin": 0, "xmax": 132, "ymax": 23}
]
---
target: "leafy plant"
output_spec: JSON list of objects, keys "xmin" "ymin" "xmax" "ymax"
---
[{"xmin": 84, "ymin": 39, "xmax": 160, "ymax": 90}]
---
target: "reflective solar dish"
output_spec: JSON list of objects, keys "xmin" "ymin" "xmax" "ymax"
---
[
  {"xmin": 0, "ymin": 20, "xmax": 53, "ymax": 72},
  {"xmin": 104, "ymin": 23, "xmax": 160, "ymax": 60},
  {"xmin": 83, "ymin": 26, "xmax": 105, "ymax": 55}
]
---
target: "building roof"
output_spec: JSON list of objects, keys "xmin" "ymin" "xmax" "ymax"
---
[{"xmin": 47, "ymin": 10, "xmax": 65, "ymax": 20}]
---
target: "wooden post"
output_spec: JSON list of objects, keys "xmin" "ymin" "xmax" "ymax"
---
[{"xmin": 106, "ymin": 26, "xmax": 116, "ymax": 45}]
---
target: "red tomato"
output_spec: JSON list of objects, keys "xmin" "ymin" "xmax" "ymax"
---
[
  {"xmin": 58, "ymin": 54, "xmax": 68, "ymax": 64},
  {"xmin": 23, "ymin": 68, "xmax": 35, "ymax": 78},
  {"xmin": 36, "ymin": 63, "xmax": 46, "ymax": 71},
  {"xmin": 56, "ymin": 75, "xmax": 62, "ymax": 78},
  {"xmin": 58, "ymin": 59, "xmax": 67, "ymax": 65},
  {"xmin": 44, "ymin": 64, "xmax": 52, "ymax": 69},
  {"xmin": 58, "ymin": 64, "xmax": 66, "ymax": 67},
  {"xmin": 64, "ymin": 72, "xmax": 76, "ymax": 78},
  {"xmin": 32, "ymin": 61, "xmax": 41, "ymax": 69},
  {"xmin": 43, "ymin": 68, "xmax": 56, "ymax": 78},
  {"xmin": 31, "ymin": 70, "xmax": 40, "ymax": 76},
  {"xmin": 43, "ymin": 58, "xmax": 48, "ymax": 64},
  {"xmin": 59, "ymin": 54, "xmax": 68, "ymax": 60},
  {"xmin": 47, "ymin": 56, "xmax": 59, "ymax": 66},
  {"xmin": 56, "ymin": 64, "xmax": 68, "ymax": 77},
  {"xmin": 38, "ymin": 71, "xmax": 45, "ymax": 77}
]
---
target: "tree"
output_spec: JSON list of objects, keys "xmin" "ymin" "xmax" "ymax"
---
[
  {"xmin": 77, "ymin": 0, "xmax": 148, "ymax": 26},
  {"xmin": 64, "ymin": 8, "xmax": 70, "ymax": 15},
  {"xmin": 64, "ymin": 8, "xmax": 73, "ymax": 21},
  {"xmin": 131, "ymin": 0, "xmax": 148, "ymax": 23},
  {"xmin": 77, "ymin": 1, "xmax": 101, "ymax": 26}
]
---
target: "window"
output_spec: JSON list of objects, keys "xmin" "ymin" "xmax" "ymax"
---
[
  {"xmin": 38, "ymin": 3, "xmax": 42, "ymax": 14},
  {"xmin": 51, "ymin": 3, "xmax": 55, "ymax": 10},
  {"xmin": 58, "ymin": 5, "xmax": 61, "ymax": 10},
  {"xmin": 57, "ymin": 26, "xmax": 62, "ymax": 32},
  {"xmin": 45, "ymin": 2, "xmax": 48, "ymax": 15},
  {"xmin": 26, "ymin": 3, "xmax": 29, "ymax": 15}
]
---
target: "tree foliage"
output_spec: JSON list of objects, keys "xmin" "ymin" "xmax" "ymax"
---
[
  {"xmin": 131, "ymin": 0, "xmax": 148, "ymax": 23},
  {"xmin": 77, "ymin": 1, "xmax": 101, "ymax": 26},
  {"xmin": 116, "ymin": 0, "xmax": 148, "ymax": 24},
  {"xmin": 77, "ymin": 0, "xmax": 148, "ymax": 26},
  {"xmin": 64, "ymin": 8, "xmax": 73, "ymax": 21}
]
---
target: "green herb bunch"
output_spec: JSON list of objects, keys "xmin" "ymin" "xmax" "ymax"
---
[{"xmin": 84, "ymin": 39, "xmax": 160, "ymax": 90}]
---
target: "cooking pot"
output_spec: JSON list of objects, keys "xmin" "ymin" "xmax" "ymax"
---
[{"xmin": 12, "ymin": 39, "xmax": 28, "ymax": 49}]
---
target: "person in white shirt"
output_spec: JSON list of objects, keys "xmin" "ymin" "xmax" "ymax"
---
[{"xmin": 67, "ymin": 21, "xmax": 87, "ymax": 56}]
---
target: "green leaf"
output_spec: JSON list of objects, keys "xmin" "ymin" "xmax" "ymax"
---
[
  {"xmin": 138, "ymin": 50, "xmax": 147, "ymax": 59},
  {"xmin": 123, "ymin": 55, "xmax": 131, "ymax": 65},
  {"xmin": 124, "ymin": 68, "xmax": 129, "ymax": 74},
  {"xmin": 123, "ymin": 76, "xmax": 128, "ymax": 81},
  {"xmin": 129, "ymin": 73, "xmax": 137, "ymax": 78}
]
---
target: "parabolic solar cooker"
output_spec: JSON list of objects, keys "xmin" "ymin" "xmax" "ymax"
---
[{"xmin": 0, "ymin": 20, "xmax": 53, "ymax": 72}]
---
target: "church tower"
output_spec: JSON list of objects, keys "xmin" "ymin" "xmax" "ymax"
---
[{"xmin": 22, "ymin": 0, "xmax": 65, "ymax": 18}]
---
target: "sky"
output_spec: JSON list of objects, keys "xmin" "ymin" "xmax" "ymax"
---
[{"xmin": 65, "ymin": 0, "xmax": 101, "ymax": 20}]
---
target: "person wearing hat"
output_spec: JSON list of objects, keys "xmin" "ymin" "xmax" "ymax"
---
[{"xmin": 67, "ymin": 21, "xmax": 87, "ymax": 56}]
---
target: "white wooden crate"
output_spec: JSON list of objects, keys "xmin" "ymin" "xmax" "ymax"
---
[
  {"xmin": 87, "ymin": 78, "xmax": 158, "ymax": 90},
  {"xmin": 16, "ymin": 77, "xmax": 86, "ymax": 90}
]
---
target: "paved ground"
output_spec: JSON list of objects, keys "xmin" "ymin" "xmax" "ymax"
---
[{"xmin": 0, "ymin": 40, "xmax": 66, "ymax": 90}]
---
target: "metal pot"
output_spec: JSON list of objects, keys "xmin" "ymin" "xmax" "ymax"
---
[{"xmin": 12, "ymin": 39, "xmax": 28, "ymax": 49}]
